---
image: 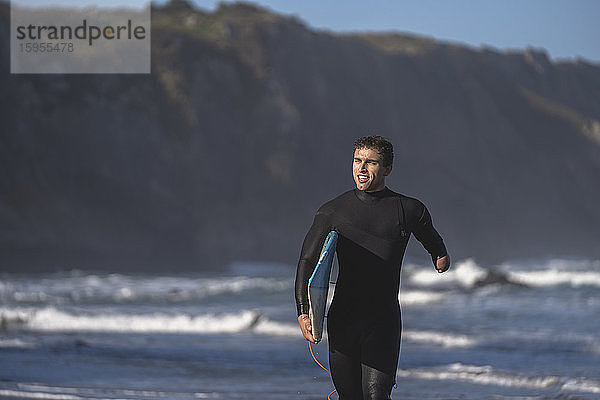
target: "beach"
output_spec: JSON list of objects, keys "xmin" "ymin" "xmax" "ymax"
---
[{"xmin": 1, "ymin": 259, "xmax": 599, "ymax": 399}]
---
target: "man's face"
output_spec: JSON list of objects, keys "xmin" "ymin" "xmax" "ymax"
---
[{"xmin": 352, "ymin": 147, "xmax": 392, "ymax": 192}]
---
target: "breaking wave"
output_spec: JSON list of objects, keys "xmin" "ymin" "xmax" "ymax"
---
[
  {"xmin": 0, "ymin": 306, "xmax": 299, "ymax": 336},
  {"xmin": 396, "ymin": 363, "xmax": 600, "ymax": 394},
  {"xmin": 0, "ymin": 382, "xmax": 219, "ymax": 400},
  {"xmin": 405, "ymin": 258, "xmax": 600, "ymax": 289},
  {"xmin": 0, "ymin": 306, "xmax": 481, "ymax": 348},
  {"xmin": 398, "ymin": 290, "xmax": 445, "ymax": 305},
  {"xmin": 407, "ymin": 259, "xmax": 488, "ymax": 289},
  {"xmin": 402, "ymin": 330, "xmax": 478, "ymax": 348},
  {"xmin": 506, "ymin": 268, "xmax": 600, "ymax": 288},
  {"xmin": 397, "ymin": 363, "xmax": 558, "ymax": 389},
  {"xmin": 0, "ymin": 274, "xmax": 291, "ymax": 305}
]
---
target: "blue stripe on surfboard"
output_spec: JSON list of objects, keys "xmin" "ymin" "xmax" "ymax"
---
[{"xmin": 308, "ymin": 231, "xmax": 338, "ymax": 287}]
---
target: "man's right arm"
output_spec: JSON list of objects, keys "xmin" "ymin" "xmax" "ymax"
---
[
  {"xmin": 294, "ymin": 211, "xmax": 330, "ymax": 315},
  {"xmin": 294, "ymin": 211, "xmax": 330, "ymax": 342}
]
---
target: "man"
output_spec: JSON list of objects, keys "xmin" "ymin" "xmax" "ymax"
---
[{"xmin": 295, "ymin": 135, "xmax": 450, "ymax": 400}]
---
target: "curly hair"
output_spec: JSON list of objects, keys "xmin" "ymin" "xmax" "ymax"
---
[{"xmin": 353, "ymin": 135, "xmax": 394, "ymax": 167}]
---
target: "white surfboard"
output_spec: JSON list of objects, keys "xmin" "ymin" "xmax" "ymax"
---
[{"xmin": 308, "ymin": 230, "xmax": 338, "ymax": 343}]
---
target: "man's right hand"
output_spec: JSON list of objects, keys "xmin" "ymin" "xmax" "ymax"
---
[{"xmin": 298, "ymin": 314, "xmax": 317, "ymax": 343}]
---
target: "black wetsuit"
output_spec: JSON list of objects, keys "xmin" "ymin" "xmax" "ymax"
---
[{"xmin": 295, "ymin": 187, "xmax": 447, "ymax": 400}]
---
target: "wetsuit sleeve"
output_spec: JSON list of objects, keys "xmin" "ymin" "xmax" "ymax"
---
[
  {"xmin": 411, "ymin": 202, "xmax": 447, "ymax": 266},
  {"xmin": 294, "ymin": 210, "xmax": 331, "ymax": 316}
]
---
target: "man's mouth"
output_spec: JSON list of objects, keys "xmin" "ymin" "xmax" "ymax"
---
[{"xmin": 357, "ymin": 174, "xmax": 369, "ymax": 183}]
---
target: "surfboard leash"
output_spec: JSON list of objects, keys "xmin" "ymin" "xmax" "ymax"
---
[{"xmin": 308, "ymin": 342, "xmax": 337, "ymax": 400}]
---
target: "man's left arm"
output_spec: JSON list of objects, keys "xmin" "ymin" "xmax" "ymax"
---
[{"xmin": 412, "ymin": 202, "xmax": 450, "ymax": 273}]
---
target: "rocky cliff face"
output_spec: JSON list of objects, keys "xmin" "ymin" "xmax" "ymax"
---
[{"xmin": 1, "ymin": 1, "xmax": 600, "ymax": 272}]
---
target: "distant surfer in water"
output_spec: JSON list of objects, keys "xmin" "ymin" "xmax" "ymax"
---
[{"xmin": 295, "ymin": 135, "xmax": 450, "ymax": 399}]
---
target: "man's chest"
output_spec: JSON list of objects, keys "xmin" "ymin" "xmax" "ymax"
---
[{"xmin": 334, "ymin": 199, "xmax": 404, "ymax": 241}]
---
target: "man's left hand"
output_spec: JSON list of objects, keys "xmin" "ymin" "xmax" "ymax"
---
[{"xmin": 436, "ymin": 255, "xmax": 450, "ymax": 273}]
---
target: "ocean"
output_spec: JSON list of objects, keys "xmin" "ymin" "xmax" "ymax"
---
[{"xmin": 1, "ymin": 258, "xmax": 599, "ymax": 400}]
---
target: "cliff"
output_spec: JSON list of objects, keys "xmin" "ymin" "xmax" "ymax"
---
[{"xmin": 1, "ymin": 1, "xmax": 600, "ymax": 272}]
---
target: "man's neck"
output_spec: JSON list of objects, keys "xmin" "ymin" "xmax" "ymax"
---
[{"xmin": 355, "ymin": 186, "xmax": 389, "ymax": 202}]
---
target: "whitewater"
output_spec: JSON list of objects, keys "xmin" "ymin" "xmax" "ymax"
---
[{"xmin": 1, "ymin": 258, "xmax": 599, "ymax": 399}]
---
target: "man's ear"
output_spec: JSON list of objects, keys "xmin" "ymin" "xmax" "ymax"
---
[{"xmin": 384, "ymin": 165, "xmax": 392, "ymax": 176}]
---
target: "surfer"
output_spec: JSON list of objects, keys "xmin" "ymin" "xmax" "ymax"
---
[{"xmin": 295, "ymin": 135, "xmax": 450, "ymax": 400}]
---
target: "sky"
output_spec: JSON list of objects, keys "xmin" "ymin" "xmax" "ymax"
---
[
  {"xmin": 12, "ymin": 0, "xmax": 150, "ymax": 10},
  {"xmin": 152, "ymin": 0, "xmax": 600, "ymax": 64}
]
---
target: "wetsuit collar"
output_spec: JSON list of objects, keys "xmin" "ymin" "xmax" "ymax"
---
[{"xmin": 354, "ymin": 187, "xmax": 390, "ymax": 203}]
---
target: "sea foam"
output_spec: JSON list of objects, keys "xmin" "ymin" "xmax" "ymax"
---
[
  {"xmin": 561, "ymin": 378, "xmax": 600, "ymax": 394},
  {"xmin": 1, "ymin": 274, "xmax": 291, "ymax": 305},
  {"xmin": 402, "ymin": 330, "xmax": 477, "ymax": 348},
  {"xmin": 407, "ymin": 258, "xmax": 486, "ymax": 289},
  {"xmin": 397, "ymin": 363, "xmax": 600, "ymax": 394},
  {"xmin": 0, "ymin": 382, "xmax": 219, "ymax": 400},
  {"xmin": 506, "ymin": 268, "xmax": 600, "ymax": 288},
  {"xmin": 398, "ymin": 290, "xmax": 445, "ymax": 306},
  {"xmin": 396, "ymin": 363, "xmax": 560, "ymax": 389},
  {"xmin": 1, "ymin": 307, "xmax": 264, "ymax": 334},
  {"xmin": 406, "ymin": 258, "xmax": 600, "ymax": 289}
]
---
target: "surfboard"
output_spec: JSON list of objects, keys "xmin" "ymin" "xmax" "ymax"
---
[{"xmin": 308, "ymin": 230, "xmax": 338, "ymax": 343}]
